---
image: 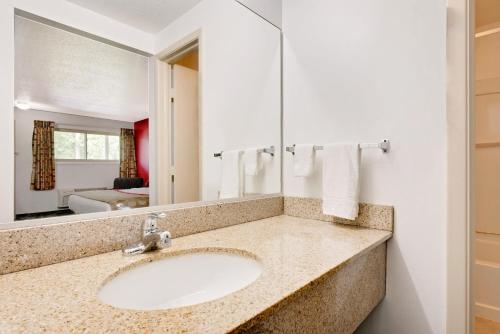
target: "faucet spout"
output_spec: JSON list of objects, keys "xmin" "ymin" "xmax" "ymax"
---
[
  {"xmin": 122, "ymin": 243, "xmax": 147, "ymax": 256},
  {"xmin": 122, "ymin": 213, "xmax": 171, "ymax": 256}
]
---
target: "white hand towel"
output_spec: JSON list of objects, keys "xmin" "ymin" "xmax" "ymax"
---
[
  {"xmin": 322, "ymin": 143, "xmax": 360, "ymax": 220},
  {"xmin": 293, "ymin": 144, "xmax": 315, "ymax": 177},
  {"xmin": 220, "ymin": 150, "xmax": 243, "ymax": 199},
  {"xmin": 244, "ymin": 148, "xmax": 262, "ymax": 176}
]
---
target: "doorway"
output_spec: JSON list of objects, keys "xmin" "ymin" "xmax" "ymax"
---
[{"xmin": 160, "ymin": 40, "xmax": 201, "ymax": 204}]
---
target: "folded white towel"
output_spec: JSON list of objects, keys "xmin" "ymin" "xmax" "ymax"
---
[
  {"xmin": 293, "ymin": 144, "xmax": 315, "ymax": 177},
  {"xmin": 220, "ymin": 150, "xmax": 243, "ymax": 199},
  {"xmin": 243, "ymin": 148, "xmax": 262, "ymax": 176},
  {"xmin": 322, "ymin": 143, "xmax": 360, "ymax": 220}
]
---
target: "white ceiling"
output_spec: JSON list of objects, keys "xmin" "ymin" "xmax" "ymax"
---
[
  {"xmin": 65, "ymin": 0, "xmax": 202, "ymax": 33},
  {"xmin": 15, "ymin": 16, "xmax": 149, "ymax": 122},
  {"xmin": 236, "ymin": 0, "xmax": 282, "ymax": 28}
]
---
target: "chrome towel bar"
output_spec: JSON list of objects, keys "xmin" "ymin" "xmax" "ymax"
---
[
  {"xmin": 285, "ymin": 140, "xmax": 390, "ymax": 154},
  {"xmin": 214, "ymin": 145, "xmax": 275, "ymax": 158}
]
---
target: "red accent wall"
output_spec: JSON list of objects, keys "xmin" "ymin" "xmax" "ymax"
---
[{"xmin": 134, "ymin": 118, "xmax": 149, "ymax": 185}]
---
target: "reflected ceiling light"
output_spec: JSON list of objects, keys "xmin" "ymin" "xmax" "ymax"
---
[{"xmin": 14, "ymin": 100, "xmax": 31, "ymax": 110}]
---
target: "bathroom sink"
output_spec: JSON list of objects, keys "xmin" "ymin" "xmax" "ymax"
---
[{"xmin": 98, "ymin": 251, "xmax": 262, "ymax": 310}]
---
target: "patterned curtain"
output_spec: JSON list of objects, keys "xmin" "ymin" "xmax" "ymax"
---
[
  {"xmin": 119, "ymin": 128, "xmax": 137, "ymax": 178},
  {"xmin": 30, "ymin": 120, "xmax": 56, "ymax": 191}
]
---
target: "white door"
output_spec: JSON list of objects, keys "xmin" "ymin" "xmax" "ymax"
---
[{"xmin": 171, "ymin": 64, "xmax": 200, "ymax": 203}]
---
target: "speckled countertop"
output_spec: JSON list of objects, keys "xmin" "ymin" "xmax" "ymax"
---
[{"xmin": 0, "ymin": 215, "xmax": 391, "ymax": 333}]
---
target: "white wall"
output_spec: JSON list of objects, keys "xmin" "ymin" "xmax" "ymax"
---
[
  {"xmin": 282, "ymin": 1, "xmax": 447, "ymax": 333},
  {"xmin": 0, "ymin": 2, "xmax": 15, "ymax": 223},
  {"xmin": 14, "ymin": 108, "xmax": 133, "ymax": 215},
  {"xmin": 0, "ymin": 0, "xmax": 155, "ymax": 222},
  {"xmin": 155, "ymin": 0, "xmax": 282, "ymax": 201}
]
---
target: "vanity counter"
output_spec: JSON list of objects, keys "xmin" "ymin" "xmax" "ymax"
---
[{"xmin": 0, "ymin": 215, "xmax": 391, "ymax": 333}]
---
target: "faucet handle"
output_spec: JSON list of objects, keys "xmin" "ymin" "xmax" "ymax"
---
[
  {"xmin": 149, "ymin": 212, "xmax": 166, "ymax": 219},
  {"xmin": 157, "ymin": 231, "xmax": 172, "ymax": 249},
  {"xmin": 143, "ymin": 212, "xmax": 167, "ymax": 234},
  {"xmin": 142, "ymin": 212, "xmax": 167, "ymax": 236}
]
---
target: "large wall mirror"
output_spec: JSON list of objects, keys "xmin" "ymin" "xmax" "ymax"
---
[{"xmin": 7, "ymin": 0, "xmax": 282, "ymax": 224}]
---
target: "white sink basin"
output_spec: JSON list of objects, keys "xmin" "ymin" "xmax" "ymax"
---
[{"xmin": 98, "ymin": 251, "xmax": 262, "ymax": 310}]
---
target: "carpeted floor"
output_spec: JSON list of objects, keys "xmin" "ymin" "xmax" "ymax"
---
[{"xmin": 15, "ymin": 209, "xmax": 75, "ymax": 221}]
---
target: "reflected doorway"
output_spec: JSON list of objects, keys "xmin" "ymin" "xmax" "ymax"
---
[{"xmin": 164, "ymin": 42, "xmax": 200, "ymax": 204}]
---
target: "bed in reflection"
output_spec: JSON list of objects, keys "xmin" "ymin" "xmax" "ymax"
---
[{"xmin": 68, "ymin": 178, "xmax": 149, "ymax": 214}]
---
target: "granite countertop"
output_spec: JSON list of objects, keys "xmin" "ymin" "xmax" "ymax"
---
[{"xmin": 0, "ymin": 215, "xmax": 391, "ymax": 333}]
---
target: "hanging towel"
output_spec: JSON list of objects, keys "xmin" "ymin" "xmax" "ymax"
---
[
  {"xmin": 244, "ymin": 148, "xmax": 262, "ymax": 176},
  {"xmin": 322, "ymin": 143, "xmax": 360, "ymax": 220},
  {"xmin": 293, "ymin": 144, "xmax": 315, "ymax": 177},
  {"xmin": 220, "ymin": 150, "xmax": 243, "ymax": 199}
]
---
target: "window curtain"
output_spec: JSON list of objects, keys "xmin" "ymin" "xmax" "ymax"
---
[
  {"xmin": 119, "ymin": 128, "xmax": 137, "ymax": 178},
  {"xmin": 30, "ymin": 120, "xmax": 56, "ymax": 191}
]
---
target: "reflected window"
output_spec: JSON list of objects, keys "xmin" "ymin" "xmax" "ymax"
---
[{"xmin": 54, "ymin": 130, "xmax": 120, "ymax": 161}]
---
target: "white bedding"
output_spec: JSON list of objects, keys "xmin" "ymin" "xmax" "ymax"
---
[
  {"xmin": 68, "ymin": 195, "xmax": 112, "ymax": 214},
  {"xmin": 68, "ymin": 187, "xmax": 149, "ymax": 214},
  {"xmin": 116, "ymin": 187, "xmax": 149, "ymax": 195}
]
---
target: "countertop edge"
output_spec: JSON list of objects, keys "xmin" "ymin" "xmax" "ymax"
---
[{"xmin": 228, "ymin": 226, "xmax": 392, "ymax": 332}]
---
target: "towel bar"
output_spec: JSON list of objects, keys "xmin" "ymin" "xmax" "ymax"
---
[
  {"xmin": 214, "ymin": 145, "xmax": 275, "ymax": 158},
  {"xmin": 285, "ymin": 140, "xmax": 390, "ymax": 154}
]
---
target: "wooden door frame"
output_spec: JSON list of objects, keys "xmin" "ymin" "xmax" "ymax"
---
[
  {"xmin": 446, "ymin": 0, "xmax": 474, "ymax": 333},
  {"xmin": 152, "ymin": 59, "xmax": 171, "ymax": 205}
]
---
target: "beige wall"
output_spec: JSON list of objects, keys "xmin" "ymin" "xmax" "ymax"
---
[
  {"xmin": 475, "ymin": 31, "xmax": 500, "ymax": 235},
  {"xmin": 175, "ymin": 49, "xmax": 199, "ymax": 71},
  {"xmin": 475, "ymin": 23, "xmax": 500, "ymax": 324}
]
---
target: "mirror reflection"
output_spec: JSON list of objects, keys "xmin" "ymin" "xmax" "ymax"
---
[{"xmin": 13, "ymin": 0, "xmax": 281, "ymax": 222}]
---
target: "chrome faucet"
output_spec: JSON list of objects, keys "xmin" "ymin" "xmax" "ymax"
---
[{"xmin": 122, "ymin": 213, "xmax": 172, "ymax": 256}]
